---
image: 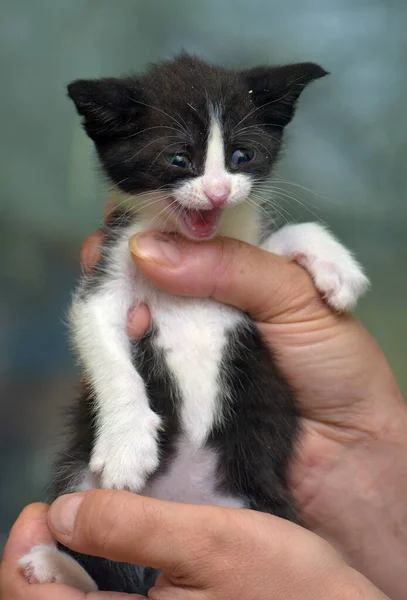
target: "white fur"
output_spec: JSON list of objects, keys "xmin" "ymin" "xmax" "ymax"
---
[
  {"xmin": 217, "ymin": 197, "xmax": 261, "ymax": 243},
  {"xmin": 69, "ymin": 222, "xmax": 162, "ymax": 491},
  {"xmin": 21, "ymin": 217, "xmax": 369, "ymax": 589},
  {"xmin": 69, "ymin": 205, "xmax": 255, "ymax": 494},
  {"xmin": 143, "ymin": 436, "xmax": 244, "ymax": 508},
  {"xmin": 19, "ymin": 545, "xmax": 97, "ymax": 592},
  {"xmin": 20, "ymin": 201, "xmax": 254, "ymax": 587},
  {"xmin": 69, "ymin": 215, "xmax": 368, "ymax": 497},
  {"xmin": 173, "ymin": 113, "xmax": 253, "ymax": 210},
  {"xmin": 263, "ymin": 223, "xmax": 369, "ymax": 310},
  {"xmin": 153, "ymin": 296, "xmax": 242, "ymax": 445},
  {"xmin": 201, "ymin": 117, "xmax": 230, "ymax": 203},
  {"xmin": 21, "ymin": 102, "xmax": 371, "ymax": 593},
  {"xmin": 69, "ymin": 215, "xmax": 368, "ymax": 500}
]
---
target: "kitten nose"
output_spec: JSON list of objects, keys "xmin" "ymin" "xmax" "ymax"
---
[{"xmin": 203, "ymin": 184, "xmax": 231, "ymax": 208}]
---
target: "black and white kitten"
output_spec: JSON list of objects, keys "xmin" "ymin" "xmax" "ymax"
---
[{"xmin": 20, "ymin": 54, "xmax": 368, "ymax": 594}]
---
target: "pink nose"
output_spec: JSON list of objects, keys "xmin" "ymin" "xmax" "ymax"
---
[{"xmin": 203, "ymin": 185, "xmax": 230, "ymax": 208}]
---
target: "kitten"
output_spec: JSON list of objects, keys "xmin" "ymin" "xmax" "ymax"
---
[{"xmin": 19, "ymin": 53, "xmax": 368, "ymax": 595}]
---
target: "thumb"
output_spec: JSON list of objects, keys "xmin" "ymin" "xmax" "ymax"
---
[
  {"xmin": 47, "ymin": 490, "xmax": 234, "ymax": 577},
  {"xmin": 1, "ymin": 504, "xmax": 53, "ymax": 596},
  {"xmin": 129, "ymin": 232, "xmax": 328, "ymax": 323}
]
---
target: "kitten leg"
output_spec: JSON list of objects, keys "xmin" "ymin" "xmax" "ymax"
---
[
  {"xmin": 70, "ymin": 280, "xmax": 161, "ymax": 492},
  {"xmin": 19, "ymin": 545, "xmax": 97, "ymax": 592},
  {"xmin": 263, "ymin": 222, "xmax": 369, "ymax": 311}
]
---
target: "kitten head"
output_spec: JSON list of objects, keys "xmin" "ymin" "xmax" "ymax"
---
[{"xmin": 68, "ymin": 53, "xmax": 327, "ymax": 240}]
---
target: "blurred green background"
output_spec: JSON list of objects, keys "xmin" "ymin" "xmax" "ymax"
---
[{"xmin": 1, "ymin": 0, "xmax": 406, "ymax": 548}]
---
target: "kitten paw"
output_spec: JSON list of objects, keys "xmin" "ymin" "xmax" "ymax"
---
[
  {"xmin": 264, "ymin": 222, "xmax": 369, "ymax": 311},
  {"xmin": 19, "ymin": 545, "xmax": 97, "ymax": 592},
  {"xmin": 90, "ymin": 410, "xmax": 162, "ymax": 492},
  {"xmin": 293, "ymin": 251, "xmax": 369, "ymax": 311}
]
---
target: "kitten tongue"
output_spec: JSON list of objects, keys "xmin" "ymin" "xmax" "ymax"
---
[{"xmin": 182, "ymin": 208, "xmax": 221, "ymax": 239}]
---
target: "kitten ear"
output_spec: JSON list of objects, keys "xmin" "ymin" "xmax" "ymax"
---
[
  {"xmin": 67, "ymin": 77, "xmax": 144, "ymax": 141},
  {"xmin": 242, "ymin": 62, "xmax": 328, "ymax": 127}
]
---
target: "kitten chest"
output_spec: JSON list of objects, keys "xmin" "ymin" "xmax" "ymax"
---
[
  {"xmin": 148, "ymin": 294, "xmax": 243, "ymax": 446},
  {"xmin": 139, "ymin": 294, "xmax": 245, "ymax": 508}
]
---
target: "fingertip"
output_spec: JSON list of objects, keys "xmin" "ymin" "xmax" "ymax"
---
[
  {"xmin": 80, "ymin": 231, "xmax": 104, "ymax": 273},
  {"xmin": 104, "ymin": 197, "xmax": 115, "ymax": 224},
  {"xmin": 16, "ymin": 503, "xmax": 50, "ymax": 526},
  {"xmin": 3, "ymin": 503, "xmax": 52, "ymax": 564},
  {"xmin": 127, "ymin": 304, "xmax": 151, "ymax": 339}
]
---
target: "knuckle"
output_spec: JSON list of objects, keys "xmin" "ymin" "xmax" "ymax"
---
[
  {"xmin": 211, "ymin": 238, "xmax": 237, "ymax": 287},
  {"xmin": 79, "ymin": 490, "xmax": 121, "ymax": 550},
  {"xmin": 211, "ymin": 238, "xmax": 255, "ymax": 303},
  {"xmin": 267, "ymin": 259, "xmax": 323, "ymax": 321}
]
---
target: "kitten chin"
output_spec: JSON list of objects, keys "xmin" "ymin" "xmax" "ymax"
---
[{"xmin": 109, "ymin": 186, "xmax": 262, "ymax": 244}]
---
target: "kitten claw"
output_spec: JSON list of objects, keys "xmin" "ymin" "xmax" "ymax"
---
[
  {"xmin": 293, "ymin": 251, "xmax": 369, "ymax": 311},
  {"xmin": 264, "ymin": 223, "xmax": 369, "ymax": 312},
  {"xmin": 19, "ymin": 545, "xmax": 97, "ymax": 592},
  {"xmin": 90, "ymin": 410, "xmax": 161, "ymax": 492}
]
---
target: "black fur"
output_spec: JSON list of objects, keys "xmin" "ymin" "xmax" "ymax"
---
[
  {"xmin": 51, "ymin": 53, "xmax": 327, "ymax": 594},
  {"xmin": 68, "ymin": 53, "xmax": 327, "ymax": 195},
  {"xmin": 52, "ymin": 326, "xmax": 184, "ymax": 594},
  {"xmin": 210, "ymin": 319, "xmax": 298, "ymax": 522},
  {"xmin": 53, "ymin": 307, "xmax": 298, "ymax": 594},
  {"xmin": 78, "ymin": 210, "xmax": 134, "ymax": 298},
  {"xmin": 53, "ymin": 306, "xmax": 298, "ymax": 594}
]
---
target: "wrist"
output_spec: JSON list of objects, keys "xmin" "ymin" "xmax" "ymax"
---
[
  {"xmin": 299, "ymin": 404, "xmax": 407, "ymax": 600},
  {"xmin": 344, "ymin": 567, "xmax": 391, "ymax": 600}
]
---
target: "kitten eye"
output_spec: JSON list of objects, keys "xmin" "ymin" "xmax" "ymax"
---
[
  {"xmin": 231, "ymin": 148, "xmax": 253, "ymax": 167},
  {"xmin": 170, "ymin": 153, "xmax": 192, "ymax": 169}
]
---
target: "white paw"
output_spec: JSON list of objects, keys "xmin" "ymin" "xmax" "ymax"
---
[
  {"xmin": 90, "ymin": 410, "xmax": 162, "ymax": 492},
  {"xmin": 264, "ymin": 222, "xmax": 369, "ymax": 311},
  {"xmin": 19, "ymin": 545, "xmax": 97, "ymax": 592},
  {"xmin": 293, "ymin": 251, "xmax": 369, "ymax": 311}
]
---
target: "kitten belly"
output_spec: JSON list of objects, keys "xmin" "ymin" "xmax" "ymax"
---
[
  {"xmin": 140, "ymin": 294, "xmax": 245, "ymax": 508},
  {"xmin": 141, "ymin": 436, "xmax": 244, "ymax": 508}
]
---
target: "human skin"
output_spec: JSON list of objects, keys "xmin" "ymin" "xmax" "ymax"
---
[
  {"xmin": 1, "ymin": 497, "xmax": 389, "ymax": 599},
  {"xmin": 94, "ymin": 229, "xmax": 407, "ymax": 598},
  {"xmin": 1, "ymin": 229, "xmax": 405, "ymax": 599}
]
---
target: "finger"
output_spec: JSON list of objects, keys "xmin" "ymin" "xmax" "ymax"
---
[
  {"xmin": 1, "ymin": 505, "xmax": 141, "ymax": 600},
  {"xmin": 1, "ymin": 583, "xmax": 138, "ymax": 600},
  {"xmin": 79, "ymin": 197, "xmax": 115, "ymax": 274},
  {"xmin": 80, "ymin": 231, "xmax": 104, "ymax": 274},
  {"xmin": 2, "ymin": 503, "xmax": 53, "ymax": 566},
  {"xmin": 91, "ymin": 595, "xmax": 145, "ymax": 599},
  {"xmin": 129, "ymin": 233, "xmax": 328, "ymax": 323},
  {"xmin": 47, "ymin": 491, "xmax": 235, "ymax": 575},
  {"xmin": 1, "ymin": 504, "xmax": 55, "ymax": 598},
  {"xmin": 104, "ymin": 197, "xmax": 115, "ymax": 224},
  {"xmin": 127, "ymin": 304, "xmax": 151, "ymax": 340}
]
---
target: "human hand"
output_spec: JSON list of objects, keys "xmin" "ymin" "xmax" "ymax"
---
[
  {"xmin": 79, "ymin": 219, "xmax": 407, "ymax": 599},
  {"xmin": 2, "ymin": 491, "xmax": 389, "ymax": 600},
  {"xmin": 0, "ymin": 503, "xmax": 142, "ymax": 599}
]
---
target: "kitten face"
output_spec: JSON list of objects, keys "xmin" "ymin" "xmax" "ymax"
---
[{"xmin": 68, "ymin": 54, "xmax": 326, "ymax": 239}]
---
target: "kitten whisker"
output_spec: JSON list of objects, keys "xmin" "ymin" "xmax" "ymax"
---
[
  {"xmin": 122, "ymin": 125, "xmax": 187, "ymax": 141},
  {"xmin": 146, "ymin": 198, "xmax": 179, "ymax": 230},
  {"xmin": 267, "ymin": 178, "xmax": 330, "ymax": 203},
  {"xmin": 249, "ymin": 193, "xmax": 293, "ymax": 226},
  {"xmin": 252, "ymin": 176, "xmax": 330, "ymax": 205},
  {"xmin": 108, "ymin": 188, "xmax": 168, "ymax": 214},
  {"xmin": 127, "ymin": 135, "xmax": 180, "ymax": 163},
  {"xmin": 127, "ymin": 97, "xmax": 191, "ymax": 140},
  {"xmin": 235, "ymin": 130, "xmax": 288, "ymax": 156},
  {"xmin": 253, "ymin": 188, "xmax": 324, "ymax": 224},
  {"xmin": 147, "ymin": 142, "xmax": 183, "ymax": 172}
]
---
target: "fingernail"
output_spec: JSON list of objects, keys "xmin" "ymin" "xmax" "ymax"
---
[
  {"xmin": 48, "ymin": 494, "xmax": 84, "ymax": 536},
  {"xmin": 129, "ymin": 233, "xmax": 181, "ymax": 267}
]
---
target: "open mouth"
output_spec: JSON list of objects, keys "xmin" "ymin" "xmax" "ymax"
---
[{"xmin": 172, "ymin": 202, "xmax": 222, "ymax": 240}]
